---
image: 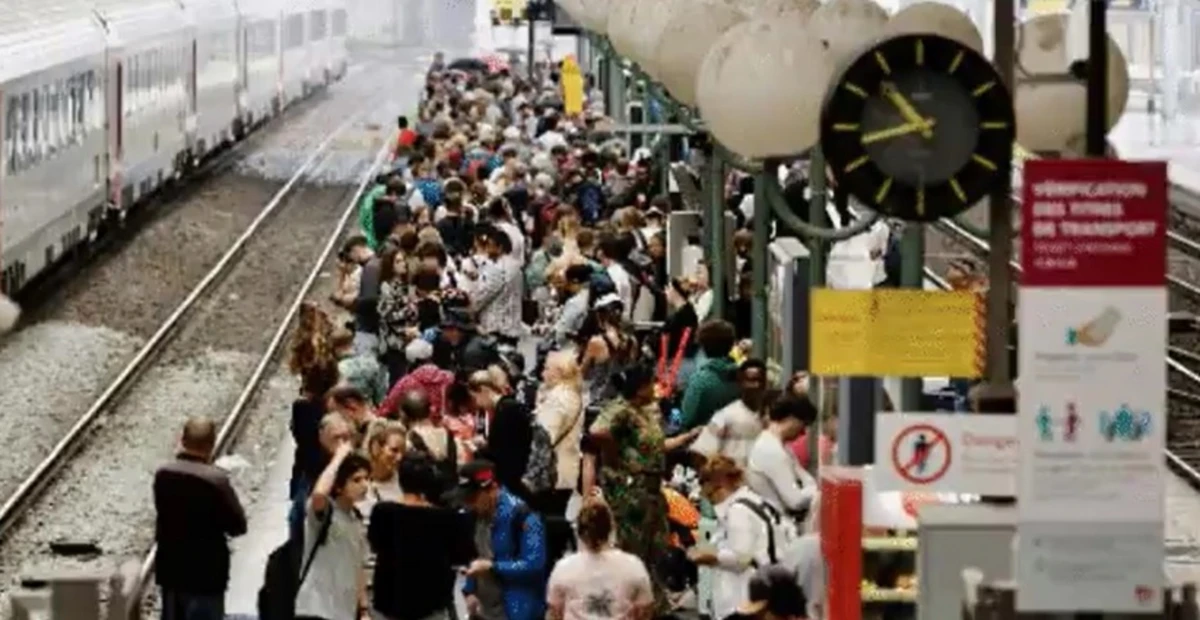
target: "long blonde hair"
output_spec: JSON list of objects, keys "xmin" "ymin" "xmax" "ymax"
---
[{"xmin": 544, "ymin": 349, "xmax": 583, "ymax": 392}]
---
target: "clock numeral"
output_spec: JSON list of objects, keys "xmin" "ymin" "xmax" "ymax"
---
[
  {"xmin": 832, "ymin": 123, "xmax": 860, "ymax": 132},
  {"xmin": 972, "ymin": 153, "xmax": 997, "ymax": 171},
  {"xmin": 844, "ymin": 83, "xmax": 868, "ymax": 98},
  {"xmin": 916, "ymin": 39, "xmax": 924, "ymax": 66},
  {"xmin": 875, "ymin": 51, "xmax": 891, "ymax": 75},
  {"xmin": 973, "ymin": 81, "xmax": 996, "ymax": 97},
  {"xmin": 845, "ymin": 155, "xmax": 870, "ymax": 173},
  {"xmin": 916, "ymin": 186, "xmax": 926, "ymax": 216},
  {"xmin": 949, "ymin": 177, "xmax": 967, "ymax": 202},
  {"xmin": 980, "ymin": 121, "xmax": 1008, "ymax": 130},
  {"xmin": 949, "ymin": 50, "xmax": 964, "ymax": 74},
  {"xmin": 875, "ymin": 177, "xmax": 894, "ymax": 203}
]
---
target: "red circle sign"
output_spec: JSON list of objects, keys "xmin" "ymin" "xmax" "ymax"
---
[{"xmin": 891, "ymin": 424, "xmax": 952, "ymax": 485}]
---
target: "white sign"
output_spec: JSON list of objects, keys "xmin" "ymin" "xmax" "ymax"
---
[
  {"xmin": 1017, "ymin": 287, "xmax": 1167, "ymax": 611},
  {"xmin": 1016, "ymin": 522, "xmax": 1165, "ymax": 613},
  {"xmin": 1017, "ymin": 288, "xmax": 1166, "ymax": 522},
  {"xmin": 873, "ymin": 413, "xmax": 1016, "ymax": 495}
]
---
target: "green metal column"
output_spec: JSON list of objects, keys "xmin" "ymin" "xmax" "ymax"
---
[
  {"xmin": 751, "ymin": 175, "xmax": 770, "ymax": 358},
  {"xmin": 808, "ymin": 150, "xmax": 828, "ymax": 288},
  {"xmin": 707, "ymin": 153, "xmax": 726, "ymax": 319},
  {"xmin": 607, "ymin": 57, "xmax": 626, "ymax": 123},
  {"xmin": 899, "ymin": 223, "xmax": 926, "ymax": 411}
]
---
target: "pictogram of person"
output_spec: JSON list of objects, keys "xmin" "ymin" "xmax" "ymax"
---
[
  {"xmin": 1036, "ymin": 406, "xmax": 1053, "ymax": 441},
  {"xmin": 911, "ymin": 433, "xmax": 931, "ymax": 474},
  {"xmin": 1064, "ymin": 403, "xmax": 1080, "ymax": 442}
]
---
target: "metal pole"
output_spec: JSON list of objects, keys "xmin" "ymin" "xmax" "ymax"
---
[
  {"xmin": 899, "ymin": 223, "xmax": 925, "ymax": 411},
  {"xmin": 708, "ymin": 154, "xmax": 727, "ymax": 319},
  {"xmin": 1162, "ymin": 0, "xmax": 1181, "ymax": 122},
  {"xmin": 527, "ymin": 11, "xmax": 536, "ymax": 80},
  {"xmin": 751, "ymin": 174, "xmax": 770, "ymax": 358},
  {"xmin": 979, "ymin": 0, "xmax": 1016, "ymax": 398},
  {"xmin": 607, "ymin": 57, "xmax": 627, "ymax": 123},
  {"xmin": 808, "ymin": 153, "xmax": 828, "ymax": 468},
  {"xmin": 1086, "ymin": 0, "xmax": 1109, "ymax": 157}
]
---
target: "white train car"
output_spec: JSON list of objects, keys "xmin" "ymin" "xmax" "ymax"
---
[
  {"xmin": 280, "ymin": 0, "xmax": 309, "ymax": 105},
  {"xmin": 96, "ymin": 0, "xmax": 194, "ymax": 210},
  {"xmin": 327, "ymin": 0, "xmax": 349, "ymax": 82},
  {"xmin": 0, "ymin": 0, "xmax": 109, "ymax": 293},
  {"xmin": 238, "ymin": 0, "xmax": 285, "ymax": 124},
  {"xmin": 184, "ymin": 0, "xmax": 240, "ymax": 158},
  {"xmin": 300, "ymin": 0, "xmax": 331, "ymax": 90}
]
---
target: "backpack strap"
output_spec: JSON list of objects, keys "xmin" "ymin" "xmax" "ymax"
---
[
  {"xmin": 734, "ymin": 498, "xmax": 778, "ymax": 566},
  {"xmin": 299, "ymin": 505, "xmax": 336, "ymax": 586}
]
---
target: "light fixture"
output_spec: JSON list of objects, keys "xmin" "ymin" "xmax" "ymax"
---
[
  {"xmin": 1013, "ymin": 13, "xmax": 1129, "ymax": 154},
  {"xmin": 653, "ymin": 0, "xmax": 746, "ymax": 106},
  {"xmin": 696, "ymin": 14, "xmax": 832, "ymax": 158},
  {"xmin": 809, "ymin": 0, "xmax": 890, "ymax": 72},
  {"xmin": 882, "ymin": 2, "xmax": 983, "ymax": 54}
]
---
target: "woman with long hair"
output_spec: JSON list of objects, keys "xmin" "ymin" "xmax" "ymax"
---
[
  {"xmin": 577, "ymin": 295, "xmax": 638, "ymax": 409},
  {"xmin": 290, "ymin": 302, "xmax": 336, "ymax": 381},
  {"xmin": 377, "ymin": 246, "xmax": 413, "ymax": 384},
  {"xmin": 532, "ymin": 350, "xmax": 585, "ymax": 517},
  {"xmin": 546, "ymin": 500, "xmax": 655, "ymax": 620}
]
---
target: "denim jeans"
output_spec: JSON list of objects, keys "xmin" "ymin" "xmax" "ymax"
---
[
  {"xmin": 288, "ymin": 476, "xmax": 312, "ymax": 541},
  {"xmin": 160, "ymin": 590, "xmax": 224, "ymax": 620}
]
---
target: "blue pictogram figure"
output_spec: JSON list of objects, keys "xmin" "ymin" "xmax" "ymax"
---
[
  {"xmin": 1036, "ymin": 406, "xmax": 1054, "ymax": 441},
  {"xmin": 1099, "ymin": 404, "xmax": 1153, "ymax": 441}
]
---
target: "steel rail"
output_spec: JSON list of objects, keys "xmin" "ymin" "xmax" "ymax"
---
[
  {"xmin": 125, "ymin": 137, "xmax": 394, "ymax": 620},
  {"xmin": 0, "ymin": 98, "xmax": 378, "ymax": 541},
  {"xmin": 932, "ymin": 194, "xmax": 1200, "ymax": 489}
]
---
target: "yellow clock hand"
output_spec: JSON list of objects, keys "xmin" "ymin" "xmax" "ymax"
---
[
  {"xmin": 861, "ymin": 119, "xmax": 937, "ymax": 145},
  {"xmin": 881, "ymin": 83, "xmax": 933, "ymax": 139}
]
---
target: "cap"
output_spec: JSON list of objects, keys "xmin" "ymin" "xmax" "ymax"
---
[
  {"xmin": 446, "ymin": 459, "xmax": 498, "ymax": 503},
  {"xmin": 405, "ymin": 339, "xmax": 434, "ymax": 363},
  {"xmin": 594, "ymin": 293, "xmax": 623, "ymax": 310},
  {"xmin": 735, "ymin": 565, "xmax": 808, "ymax": 618},
  {"xmin": 441, "ymin": 309, "xmax": 476, "ymax": 331}
]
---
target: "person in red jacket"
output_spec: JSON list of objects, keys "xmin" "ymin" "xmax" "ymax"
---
[{"xmin": 378, "ymin": 339, "xmax": 454, "ymax": 423}]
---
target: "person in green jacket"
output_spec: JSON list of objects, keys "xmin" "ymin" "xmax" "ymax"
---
[
  {"xmin": 679, "ymin": 319, "xmax": 741, "ymax": 431},
  {"xmin": 358, "ymin": 174, "xmax": 390, "ymax": 250}
]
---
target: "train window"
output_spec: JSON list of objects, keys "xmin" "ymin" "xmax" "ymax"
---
[
  {"xmin": 48, "ymin": 83, "xmax": 59, "ymax": 154},
  {"xmin": 19, "ymin": 93, "xmax": 30, "ymax": 166},
  {"xmin": 31, "ymin": 89, "xmax": 41, "ymax": 161},
  {"xmin": 285, "ymin": 14, "xmax": 304, "ymax": 49},
  {"xmin": 5, "ymin": 97, "xmax": 16, "ymax": 173},
  {"xmin": 310, "ymin": 10, "xmax": 327, "ymax": 41},
  {"xmin": 331, "ymin": 9, "xmax": 345, "ymax": 36}
]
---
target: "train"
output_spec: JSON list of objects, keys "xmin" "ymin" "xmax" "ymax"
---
[{"xmin": 0, "ymin": 0, "xmax": 350, "ymax": 296}]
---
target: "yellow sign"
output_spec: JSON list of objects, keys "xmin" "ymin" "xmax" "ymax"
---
[
  {"xmin": 561, "ymin": 56, "xmax": 584, "ymax": 115},
  {"xmin": 810, "ymin": 289, "xmax": 981, "ymax": 378}
]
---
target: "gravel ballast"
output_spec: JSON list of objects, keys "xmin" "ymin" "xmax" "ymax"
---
[{"xmin": 0, "ymin": 57, "xmax": 418, "ymax": 606}]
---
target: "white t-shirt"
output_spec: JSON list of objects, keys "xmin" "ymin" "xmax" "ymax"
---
[
  {"xmin": 605, "ymin": 263, "xmax": 634, "ymax": 321},
  {"xmin": 538, "ymin": 130, "xmax": 568, "ymax": 151},
  {"xmin": 547, "ymin": 548, "xmax": 655, "ymax": 620}
]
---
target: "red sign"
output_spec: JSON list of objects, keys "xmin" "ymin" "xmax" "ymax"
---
[
  {"xmin": 1021, "ymin": 159, "xmax": 1167, "ymax": 287},
  {"xmin": 891, "ymin": 424, "xmax": 952, "ymax": 485}
]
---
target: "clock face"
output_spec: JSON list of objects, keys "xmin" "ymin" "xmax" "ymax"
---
[{"xmin": 820, "ymin": 34, "xmax": 1017, "ymax": 222}]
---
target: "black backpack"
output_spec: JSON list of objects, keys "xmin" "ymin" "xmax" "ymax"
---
[{"xmin": 258, "ymin": 508, "xmax": 334, "ymax": 620}]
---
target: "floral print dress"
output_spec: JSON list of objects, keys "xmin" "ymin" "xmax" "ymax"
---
[{"xmin": 589, "ymin": 397, "xmax": 671, "ymax": 614}]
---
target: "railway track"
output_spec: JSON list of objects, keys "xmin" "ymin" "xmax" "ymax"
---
[
  {"xmin": 928, "ymin": 180, "xmax": 1200, "ymax": 488},
  {"xmin": 0, "ymin": 89, "xmax": 391, "ymax": 604}
]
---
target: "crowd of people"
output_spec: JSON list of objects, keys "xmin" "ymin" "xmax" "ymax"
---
[{"xmin": 152, "ymin": 52, "xmax": 840, "ymax": 620}]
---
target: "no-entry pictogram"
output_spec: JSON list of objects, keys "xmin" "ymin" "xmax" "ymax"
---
[{"xmin": 891, "ymin": 424, "xmax": 952, "ymax": 485}]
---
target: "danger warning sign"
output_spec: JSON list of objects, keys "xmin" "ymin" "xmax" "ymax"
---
[
  {"xmin": 891, "ymin": 424, "xmax": 952, "ymax": 484},
  {"xmin": 874, "ymin": 413, "xmax": 1018, "ymax": 494}
]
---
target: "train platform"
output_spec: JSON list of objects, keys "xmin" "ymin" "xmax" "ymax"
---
[{"xmin": 1109, "ymin": 99, "xmax": 1200, "ymax": 196}]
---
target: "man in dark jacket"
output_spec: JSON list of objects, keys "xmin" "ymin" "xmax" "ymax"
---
[
  {"xmin": 432, "ymin": 310, "xmax": 499, "ymax": 372},
  {"xmin": 154, "ymin": 416, "xmax": 247, "ymax": 620}
]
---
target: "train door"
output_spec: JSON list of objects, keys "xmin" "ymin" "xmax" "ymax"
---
[
  {"xmin": 0, "ymin": 91, "xmax": 6, "ymax": 291},
  {"xmin": 107, "ymin": 56, "xmax": 124, "ymax": 211}
]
